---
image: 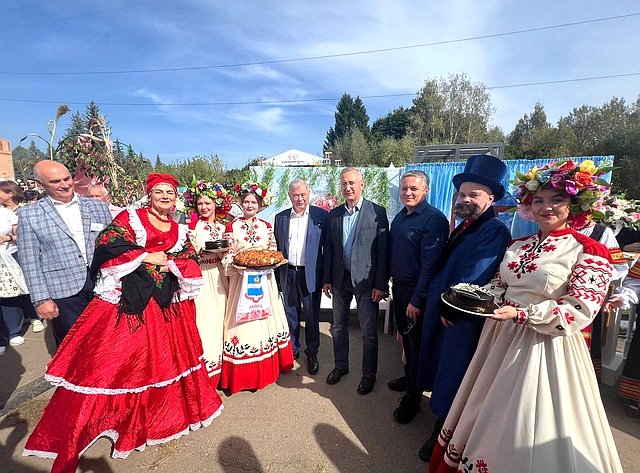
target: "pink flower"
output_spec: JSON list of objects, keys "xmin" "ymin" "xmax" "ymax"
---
[
  {"xmin": 565, "ymin": 180, "xmax": 578, "ymax": 195},
  {"xmin": 550, "ymin": 173, "xmax": 565, "ymax": 189}
]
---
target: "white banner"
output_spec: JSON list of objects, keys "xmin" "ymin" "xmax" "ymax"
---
[{"xmin": 236, "ymin": 269, "xmax": 272, "ymax": 324}]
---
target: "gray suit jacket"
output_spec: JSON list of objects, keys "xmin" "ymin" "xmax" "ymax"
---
[
  {"xmin": 323, "ymin": 198, "xmax": 390, "ymax": 293},
  {"xmin": 17, "ymin": 196, "xmax": 112, "ymax": 302}
]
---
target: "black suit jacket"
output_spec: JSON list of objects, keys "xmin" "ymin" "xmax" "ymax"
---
[
  {"xmin": 274, "ymin": 205, "xmax": 329, "ymax": 294},
  {"xmin": 322, "ymin": 198, "xmax": 390, "ymax": 293}
]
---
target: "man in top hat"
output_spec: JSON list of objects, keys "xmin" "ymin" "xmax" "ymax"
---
[{"xmin": 415, "ymin": 154, "xmax": 512, "ymax": 462}]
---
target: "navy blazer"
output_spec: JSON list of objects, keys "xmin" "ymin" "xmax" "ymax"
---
[
  {"xmin": 322, "ymin": 198, "xmax": 390, "ymax": 293},
  {"xmin": 274, "ymin": 205, "xmax": 329, "ymax": 294}
]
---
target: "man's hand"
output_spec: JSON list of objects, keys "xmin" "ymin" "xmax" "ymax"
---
[
  {"xmin": 406, "ymin": 303, "xmax": 421, "ymax": 320},
  {"xmin": 36, "ymin": 299, "xmax": 59, "ymax": 320},
  {"xmin": 323, "ymin": 283, "xmax": 332, "ymax": 298},
  {"xmin": 372, "ymin": 288, "xmax": 386, "ymax": 303},
  {"xmin": 441, "ymin": 316, "xmax": 454, "ymax": 327}
]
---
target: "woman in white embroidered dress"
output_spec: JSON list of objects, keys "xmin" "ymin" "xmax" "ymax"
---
[
  {"xmin": 220, "ymin": 186, "xmax": 294, "ymax": 393},
  {"xmin": 186, "ymin": 182, "xmax": 231, "ymax": 386},
  {"xmin": 23, "ymin": 174, "xmax": 223, "ymax": 473},
  {"xmin": 430, "ymin": 160, "xmax": 623, "ymax": 473}
]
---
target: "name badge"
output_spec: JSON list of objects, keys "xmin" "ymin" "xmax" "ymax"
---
[{"xmin": 90, "ymin": 222, "xmax": 105, "ymax": 232}]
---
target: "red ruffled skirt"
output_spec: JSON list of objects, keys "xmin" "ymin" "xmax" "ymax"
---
[{"xmin": 23, "ymin": 297, "xmax": 223, "ymax": 473}]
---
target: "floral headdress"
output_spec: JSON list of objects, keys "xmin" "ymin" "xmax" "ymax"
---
[
  {"xmin": 510, "ymin": 159, "xmax": 613, "ymax": 229},
  {"xmin": 183, "ymin": 178, "xmax": 232, "ymax": 220},
  {"xmin": 238, "ymin": 181, "xmax": 271, "ymax": 207}
]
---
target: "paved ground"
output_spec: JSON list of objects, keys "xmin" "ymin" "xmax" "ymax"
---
[{"xmin": 1, "ymin": 317, "xmax": 638, "ymax": 473}]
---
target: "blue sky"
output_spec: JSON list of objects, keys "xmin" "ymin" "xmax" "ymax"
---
[{"xmin": 1, "ymin": 0, "xmax": 639, "ymax": 169}]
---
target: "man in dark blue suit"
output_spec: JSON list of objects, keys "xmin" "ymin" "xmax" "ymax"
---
[
  {"xmin": 389, "ymin": 170, "xmax": 449, "ymax": 424},
  {"xmin": 275, "ymin": 179, "xmax": 328, "ymax": 375},
  {"xmin": 323, "ymin": 167, "xmax": 390, "ymax": 395},
  {"xmin": 416, "ymin": 154, "xmax": 511, "ymax": 462}
]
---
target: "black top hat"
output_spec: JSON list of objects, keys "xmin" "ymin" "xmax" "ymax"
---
[{"xmin": 452, "ymin": 154, "xmax": 506, "ymax": 201}]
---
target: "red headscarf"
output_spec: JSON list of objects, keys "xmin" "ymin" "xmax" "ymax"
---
[{"xmin": 146, "ymin": 173, "xmax": 179, "ymax": 195}]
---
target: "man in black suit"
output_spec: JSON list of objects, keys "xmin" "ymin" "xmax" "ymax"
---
[
  {"xmin": 323, "ymin": 167, "xmax": 390, "ymax": 395},
  {"xmin": 275, "ymin": 179, "xmax": 328, "ymax": 375}
]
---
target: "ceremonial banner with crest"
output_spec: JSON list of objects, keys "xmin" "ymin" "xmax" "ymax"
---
[{"xmin": 236, "ymin": 269, "xmax": 272, "ymax": 324}]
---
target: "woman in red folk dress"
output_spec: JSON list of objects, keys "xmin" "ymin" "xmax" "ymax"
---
[
  {"xmin": 429, "ymin": 160, "xmax": 622, "ymax": 473},
  {"xmin": 220, "ymin": 183, "xmax": 294, "ymax": 393},
  {"xmin": 23, "ymin": 173, "xmax": 223, "ymax": 473}
]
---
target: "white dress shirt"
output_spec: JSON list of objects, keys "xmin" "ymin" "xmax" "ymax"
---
[
  {"xmin": 288, "ymin": 206, "xmax": 309, "ymax": 266},
  {"xmin": 50, "ymin": 194, "xmax": 87, "ymax": 264}
]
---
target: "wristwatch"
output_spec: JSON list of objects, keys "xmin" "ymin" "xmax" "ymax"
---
[{"xmin": 34, "ymin": 298, "xmax": 52, "ymax": 307}]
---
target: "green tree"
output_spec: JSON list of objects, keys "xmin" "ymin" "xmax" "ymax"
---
[
  {"xmin": 409, "ymin": 73, "xmax": 495, "ymax": 145},
  {"xmin": 371, "ymin": 107, "xmax": 412, "ymax": 142},
  {"xmin": 332, "ymin": 129, "xmax": 372, "ymax": 166},
  {"xmin": 559, "ymin": 97, "xmax": 630, "ymax": 154},
  {"xmin": 11, "ymin": 141, "xmax": 46, "ymax": 181},
  {"xmin": 323, "ymin": 93, "xmax": 371, "ymax": 150},
  {"xmin": 372, "ymin": 135, "xmax": 414, "ymax": 166}
]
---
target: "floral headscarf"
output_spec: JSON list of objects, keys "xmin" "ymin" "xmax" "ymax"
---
[
  {"xmin": 183, "ymin": 178, "xmax": 232, "ymax": 221},
  {"xmin": 238, "ymin": 181, "xmax": 271, "ymax": 207},
  {"xmin": 510, "ymin": 159, "xmax": 613, "ymax": 229}
]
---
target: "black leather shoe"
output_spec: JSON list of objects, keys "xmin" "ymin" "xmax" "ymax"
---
[
  {"xmin": 387, "ymin": 376, "xmax": 407, "ymax": 392},
  {"xmin": 357, "ymin": 376, "xmax": 376, "ymax": 395},
  {"xmin": 419, "ymin": 418, "xmax": 444, "ymax": 462},
  {"xmin": 293, "ymin": 351, "xmax": 300, "ymax": 360},
  {"xmin": 326, "ymin": 368, "xmax": 349, "ymax": 385},
  {"xmin": 393, "ymin": 393, "xmax": 421, "ymax": 424},
  {"xmin": 307, "ymin": 355, "xmax": 319, "ymax": 375}
]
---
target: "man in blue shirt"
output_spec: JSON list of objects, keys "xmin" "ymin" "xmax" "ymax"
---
[
  {"xmin": 389, "ymin": 170, "xmax": 449, "ymax": 423},
  {"xmin": 323, "ymin": 167, "xmax": 389, "ymax": 395}
]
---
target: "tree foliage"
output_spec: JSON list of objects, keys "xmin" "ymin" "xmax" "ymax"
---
[
  {"xmin": 371, "ymin": 107, "xmax": 412, "ymax": 142},
  {"xmin": 323, "ymin": 93, "xmax": 370, "ymax": 150},
  {"xmin": 331, "ymin": 129, "xmax": 372, "ymax": 166},
  {"xmin": 155, "ymin": 155, "xmax": 225, "ymax": 186},
  {"xmin": 409, "ymin": 73, "xmax": 495, "ymax": 145}
]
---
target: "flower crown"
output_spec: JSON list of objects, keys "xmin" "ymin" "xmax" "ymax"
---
[
  {"xmin": 183, "ymin": 178, "xmax": 232, "ymax": 219},
  {"xmin": 510, "ymin": 159, "xmax": 613, "ymax": 229},
  {"xmin": 238, "ymin": 181, "xmax": 271, "ymax": 207}
]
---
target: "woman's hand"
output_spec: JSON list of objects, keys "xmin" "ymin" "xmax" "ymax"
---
[
  {"xmin": 144, "ymin": 252, "xmax": 168, "ymax": 266},
  {"xmin": 491, "ymin": 305, "xmax": 517, "ymax": 321},
  {"xmin": 623, "ymin": 242, "xmax": 640, "ymax": 253}
]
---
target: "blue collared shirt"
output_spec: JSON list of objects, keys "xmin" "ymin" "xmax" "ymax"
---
[
  {"xmin": 390, "ymin": 198, "xmax": 449, "ymax": 308},
  {"xmin": 342, "ymin": 196, "xmax": 363, "ymax": 271}
]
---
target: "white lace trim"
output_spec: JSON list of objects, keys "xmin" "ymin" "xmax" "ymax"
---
[
  {"xmin": 127, "ymin": 208, "xmax": 147, "ymax": 246},
  {"xmin": 22, "ymin": 448, "xmax": 57, "ymax": 459},
  {"xmin": 45, "ymin": 359, "xmax": 204, "ymax": 395},
  {"xmin": 94, "ymin": 253, "xmax": 147, "ymax": 303},
  {"xmin": 22, "ymin": 405, "xmax": 223, "ymax": 461},
  {"xmin": 167, "ymin": 259, "xmax": 204, "ymax": 301},
  {"xmin": 167, "ymin": 224, "xmax": 188, "ymax": 254}
]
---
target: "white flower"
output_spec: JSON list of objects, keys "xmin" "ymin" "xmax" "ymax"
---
[{"xmin": 525, "ymin": 180, "xmax": 540, "ymax": 191}]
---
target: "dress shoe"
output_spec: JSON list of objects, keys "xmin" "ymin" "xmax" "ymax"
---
[
  {"xmin": 307, "ymin": 355, "xmax": 319, "ymax": 375},
  {"xmin": 418, "ymin": 418, "xmax": 444, "ymax": 462},
  {"xmin": 393, "ymin": 393, "xmax": 421, "ymax": 424},
  {"xmin": 357, "ymin": 376, "xmax": 376, "ymax": 395},
  {"xmin": 387, "ymin": 376, "xmax": 407, "ymax": 392},
  {"xmin": 326, "ymin": 368, "xmax": 349, "ymax": 385}
]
